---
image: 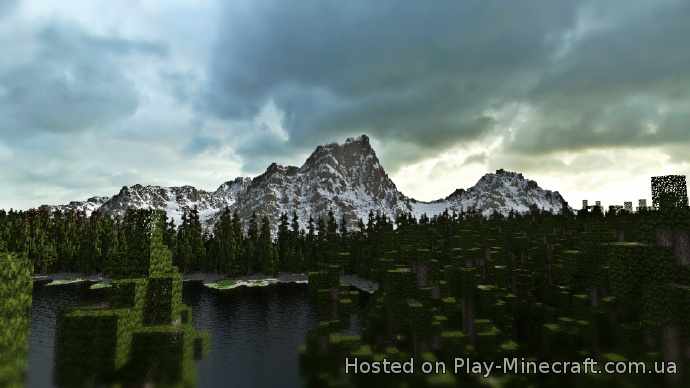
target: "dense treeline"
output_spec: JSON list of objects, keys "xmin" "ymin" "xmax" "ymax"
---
[
  {"xmin": 0, "ymin": 204, "xmax": 685, "ymax": 277},
  {"xmin": 0, "ymin": 206, "xmax": 398, "ymax": 276},
  {"xmin": 298, "ymin": 205, "xmax": 690, "ymax": 388}
]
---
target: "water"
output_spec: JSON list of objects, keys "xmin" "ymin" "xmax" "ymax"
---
[{"xmin": 27, "ymin": 282, "xmax": 319, "ymax": 388}]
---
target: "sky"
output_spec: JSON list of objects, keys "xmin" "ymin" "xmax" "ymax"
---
[{"xmin": 1, "ymin": 0, "xmax": 689, "ymax": 210}]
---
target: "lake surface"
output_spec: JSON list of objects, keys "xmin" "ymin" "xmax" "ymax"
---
[{"xmin": 28, "ymin": 282, "xmax": 320, "ymax": 388}]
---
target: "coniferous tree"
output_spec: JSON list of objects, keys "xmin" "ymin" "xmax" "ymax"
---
[
  {"xmin": 77, "ymin": 213, "xmax": 100, "ymax": 273},
  {"xmin": 367, "ymin": 210, "xmax": 376, "ymax": 232},
  {"xmin": 420, "ymin": 213, "xmax": 429, "ymax": 225},
  {"xmin": 317, "ymin": 216, "xmax": 327, "ymax": 240},
  {"xmin": 243, "ymin": 212, "xmax": 259, "ymax": 273},
  {"xmin": 339, "ymin": 214, "xmax": 348, "ymax": 238},
  {"xmin": 176, "ymin": 211, "xmax": 192, "ymax": 272},
  {"xmin": 327, "ymin": 210, "xmax": 338, "ymax": 240},
  {"xmin": 306, "ymin": 216, "xmax": 316, "ymax": 269},
  {"xmin": 291, "ymin": 211, "xmax": 300, "ymax": 235},
  {"xmin": 258, "ymin": 216, "xmax": 276, "ymax": 274},
  {"xmin": 288, "ymin": 210, "xmax": 302, "ymax": 272},
  {"xmin": 164, "ymin": 217, "xmax": 177, "ymax": 259},
  {"xmin": 97, "ymin": 214, "xmax": 116, "ymax": 274},
  {"xmin": 316, "ymin": 216, "xmax": 328, "ymax": 264},
  {"xmin": 230, "ymin": 211, "xmax": 245, "ymax": 275},
  {"xmin": 202, "ymin": 230, "xmax": 213, "ymax": 271},
  {"xmin": 277, "ymin": 213, "xmax": 290, "ymax": 271},
  {"xmin": 211, "ymin": 208, "xmax": 237, "ymax": 274},
  {"xmin": 187, "ymin": 207, "xmax": 206, "ymax": 272}
]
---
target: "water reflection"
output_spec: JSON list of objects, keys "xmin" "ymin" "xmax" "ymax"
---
[
  {"xmin": 31, "ymin": 282, "xmax": 325, "ymax": 388},
  {"xmin": 54, "ymin": 277, "xmax": 208, "ymax": 387},
  {"xmin": 53, "ymin": 218, "xmax": 209, "ymax": 388}
]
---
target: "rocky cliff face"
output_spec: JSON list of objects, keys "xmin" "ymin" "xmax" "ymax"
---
[
  {"xmin": 93, "ymin": 177, "xmax": 251, "ymax": 226},
  {"xmin": 41, "ymin": 196, "xmax": 110, "ymax": 216},
  {"xmin": 227, "ymin": 135, "xmax": 408, "ymax": 229},
  {"xmin": 43, "ymin": 135, "xmax": 567, "ymax": 230}
]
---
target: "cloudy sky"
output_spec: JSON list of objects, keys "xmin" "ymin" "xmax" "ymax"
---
[{"xmin": 1, "ymin": 0, "xmax": 689, "ymax": 210}]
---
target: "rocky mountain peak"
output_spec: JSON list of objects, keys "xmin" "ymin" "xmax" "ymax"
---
[
  {"xmin": 214, "ymin": 177, "xmax": 251, "ymax": 196},
  {"xmin": 302, "ymin": 134, "xmax": 378, "ymax": 171},
  {"xmin": 42, "ymin": 134, "xmax": 569, "ymax": 231}
]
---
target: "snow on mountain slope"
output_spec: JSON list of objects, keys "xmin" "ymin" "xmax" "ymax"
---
[
  {"xmin": 409, "ymin": 169, "xmax": 566, "ymax": 219},
  {"xmin": 41, "ymin": 196, "xmax": 110, "ymax": 217},
  {"xmin": 226, "ymin": 135, "xmax": 408, "ymax": 231},
  {"xmin": 96, "ymin": 177, "xmax": 251, "ymax": 227},
  {"xmin": 41, "ymin": 135, "xmax": 567, "ymax": 231}
]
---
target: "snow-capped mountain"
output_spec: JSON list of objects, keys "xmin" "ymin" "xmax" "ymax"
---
[
  {"xmin": 41, "ymin": 196, "xmax": 110, "ymax": 216},
  {"xmin": 226, "ymin": 135, "xmax": 408, "ymax": 229},
  {"xmin": 42, "ymin": 135, "xmax": 567, "ymax": 229},
  {"xmin": 94, "ymin": 177, "xmax": 252, "ymax": 227},
  {"xmin": 409, "ymin": 169, "xmax": 566, "ymax": 218}
]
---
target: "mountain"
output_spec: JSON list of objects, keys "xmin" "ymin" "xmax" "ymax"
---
[
  {"xmin": 409, "ymin": 169, "xmax": 566, "ymax": 218},
  {"xmin": 225, "ymin": 135, "xmax": 408, "ymax": 229},
  {"xmin": 41, "ymin": 196, "xmax": 110, "ymax": 216},
  {"xmin": 94, "ymin": 178, "xmax": 252, "ymax": 227},
  {"xmin": 42, "ymin": 135, "xmax": 567, "ymax": 229}
]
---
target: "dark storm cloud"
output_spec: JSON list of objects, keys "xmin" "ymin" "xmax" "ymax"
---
[
  {"xmin": 202, "ymin": 0, "xmax": 580, "ymax": 168},
  {"xmin": 0, "ymin": 22, "xmax": 167, "ymax": 139},
  {"xmin": 200, "ymin": 0, "xmax": 690, "ymax": 170},
  {"xmin": 512, "ymin": 0, "xmax": 690, "ymax": 154}
]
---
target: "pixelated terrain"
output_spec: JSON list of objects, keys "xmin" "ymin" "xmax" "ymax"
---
[{"xmin": 3, "ymin": 1, "xmax": 690, "ymax": 387}]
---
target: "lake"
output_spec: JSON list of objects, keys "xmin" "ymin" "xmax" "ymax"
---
[{"xmin": 28, "ymin": 281, "xmax": 321, "ymax": 388}]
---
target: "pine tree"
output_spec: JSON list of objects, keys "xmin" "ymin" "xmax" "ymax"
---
[
  {"xmin": 212, "ymin": 208, "xmax": 237, "ymax": 274},
  {"xmin": 77, "ymin": 213, "xmax": 100, "ymax": 273},
  {"xmin": 258, "ymin": 216, "xmax": 276, "ymax": 274},
  {"xmin": 317, "ymin": 216, "xmax": 327, "ymax": 240},
  {"xmin": 248, "ymin": 212, "xmax": 259, "ymax": 241},
  {"xmin": 327, "ymin": 210, "xmax": 338, "ymax": 240},
  {"xmin": 187, "ymin": 207, "xmax": 206, "ymax": 272},
  {"xmin": 97, "ymin": 215, "xmax": 115, "ymax": 274},
  {"xmin": 230, "ymin": 211, "xmax": 245, "ymax": 275},
  {"xmin": 244, "ymin": 212, "xmax": 260, "ymax": 273},
  {"xmin": 176, "ymin": 211, "xmax": 191, "ymax": 271},
  {"xmin": 339, "ymin": 214, "xmax": 348, "ymax": 238},
  {"xmin": 291, "ymin": 211, "xmax": 300, "ymax": 234},
  {"xmin": 367, "ymin": 210, "xmax": 376, "ymax": 232},
  {"xmin": 306, "ymin": 216, "xmax": 316, "ymax": 270},
  {"xmin": 286, "ymin": 210, "xmax": 302, "ymax": 272},
  {"xmin": 277, "ymin": 213, "xmax": 290, "ymax": 272},
  {"xmin": 164, "ymin": 217, "xmax": 177, "ymax": 259}
]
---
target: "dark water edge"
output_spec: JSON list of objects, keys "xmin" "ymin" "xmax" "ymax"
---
[{"xmin": 27, "ymin": 282, "xmax": 319, "ymax": 388}]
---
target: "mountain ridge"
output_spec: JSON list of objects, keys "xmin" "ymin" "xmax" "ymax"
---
[{"xmin": 41, "ymin": 135, "xmax": 568, "ymax": 229}]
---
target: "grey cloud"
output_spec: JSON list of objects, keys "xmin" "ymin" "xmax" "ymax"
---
[
  {"xmin": 426, "ymin": 152, "xmax": 488, "ymax": 181},
  {"xmin": 0, "ymin": 22, "xmax": 166, "ymax": 139},
  {"xmin": 184, "ymin": 134, "xmax": 221, "ymax": 156},
  {"xmin": 509, "ymin": 0, "xmax": 690, "ymax": 154},
  {"xmin": 201, "ymin": 0, "xmax": 580, "ymax": 170},
  {"xmin": 197, "ymin": 0, "xmax": 690, "ymax": 172},
  {"xmin": 463, "ymin": 153, "xmax": 488, "ymax": 166},
  {"xmin": 3, "ymin": 1, "xmax": 690, "ymax": 210}
]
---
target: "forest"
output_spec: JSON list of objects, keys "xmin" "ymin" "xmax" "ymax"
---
[
  {"xmin": 0, "ymin": 203, "xmax": 687, "ymax": 279},
  {"xmin": 0, "ymin": 204, "xmax": 460, "ymax": 276},
  {"xmin": 296, "ymin": 204, "xmax": 690, "ymax": 387},
  {"xmin": 4, "ymin": 198, "xmax": 690, "ymax": 386}
]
